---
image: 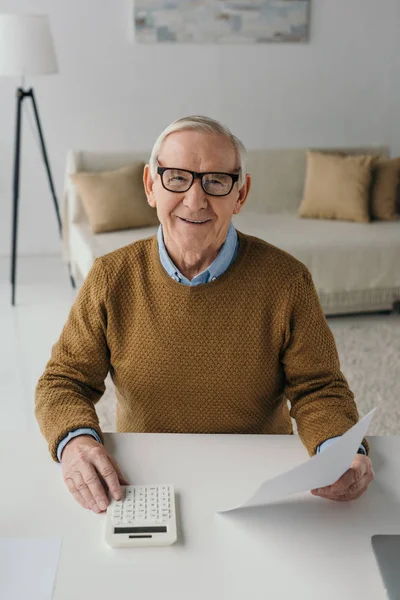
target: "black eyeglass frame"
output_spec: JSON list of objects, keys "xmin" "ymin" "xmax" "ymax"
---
[{"xmin": 157, "ymin": 166, "xmax": 240, "ymax": 197}]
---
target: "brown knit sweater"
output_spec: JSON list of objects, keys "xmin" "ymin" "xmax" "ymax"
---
[{"xmin": 35, "ymin": 231, "xmax": 368, "ymax": 462}]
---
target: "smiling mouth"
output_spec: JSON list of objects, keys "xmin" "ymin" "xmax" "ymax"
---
[{"xmin": 178, "ymin": 217, "xmax": 211, "ymax": 225}]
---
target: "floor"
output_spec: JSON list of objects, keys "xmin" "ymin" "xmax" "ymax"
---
[{"xmin": 0, "ymin": 255, "xmax": 398, "ymax": 436}]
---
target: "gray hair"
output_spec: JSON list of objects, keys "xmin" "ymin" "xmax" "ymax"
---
[{"xmin": 149, "ymin": 115, "xmax": 247, "ymax": 189}]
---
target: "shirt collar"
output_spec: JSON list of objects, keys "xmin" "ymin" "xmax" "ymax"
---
[{"xmin": 157, "ymin": 222, "xmax": 238, "ymax": 286}]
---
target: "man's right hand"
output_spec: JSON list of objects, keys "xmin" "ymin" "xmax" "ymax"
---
[{"xmin": 61, "ymin": 435, "xmax": 129, "ymax": 513}]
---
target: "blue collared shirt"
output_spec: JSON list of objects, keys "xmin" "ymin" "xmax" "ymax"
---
[
  {"xmin": 56, "ymin": 223, "xmax": 366, "ymax": 461},
  {"xmin": 157, "ymin": 221, "xmax": 239, "ymax": 284}
]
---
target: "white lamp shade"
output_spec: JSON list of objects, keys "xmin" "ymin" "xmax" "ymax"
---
[{"xmin": 0, "ymin": 14, "xmax": 58, "ymax": 76}]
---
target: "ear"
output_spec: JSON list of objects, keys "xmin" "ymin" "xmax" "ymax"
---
[
  {"xmin": 143, "ymin": 164, "xmax": 157, "ymax": 208},
  {"xmin": 233, "ymin": 174, "xmax": 251, "ymax": 215}
]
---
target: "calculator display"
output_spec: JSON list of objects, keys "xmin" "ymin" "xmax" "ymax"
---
[{"xmin": 114, "ymin": 526, "xmax": 168, "ymax": 534}]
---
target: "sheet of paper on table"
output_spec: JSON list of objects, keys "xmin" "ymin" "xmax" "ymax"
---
[
  {"xmin": 0, "ymin": 537, "xmax": 62, "ymax": 600},
  {"xmin": 217, "ymin": 408, "xmax": 376, "ymax": 513}
]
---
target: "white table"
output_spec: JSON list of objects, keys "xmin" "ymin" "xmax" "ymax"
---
[{"xmin": 1, "ymin": 431, "xmax": 399, "ymax": 600}]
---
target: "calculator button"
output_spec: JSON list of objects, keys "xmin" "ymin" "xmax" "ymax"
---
[{"xmin": 108, "ymin": 484, "xmax": 175, "ymax": 544}]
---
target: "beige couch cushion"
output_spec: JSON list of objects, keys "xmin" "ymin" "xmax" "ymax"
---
[
  {"xmin": 298, "ymin": 152, "xmax": 375, "ymax": 223},
  {"xmin": 371, "ymin": 157, "xmax": 400, "ymax": 221},
  {"xmin": 70, "ymin": 163, "xmax": 159, "ymax": 234}
]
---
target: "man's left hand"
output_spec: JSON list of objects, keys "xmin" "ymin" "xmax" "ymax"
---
[{"xmin": 311, "ymin": 454, "xmax": 375, "ymax": 502}]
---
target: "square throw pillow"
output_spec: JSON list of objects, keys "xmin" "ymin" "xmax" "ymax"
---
[
  {"xmin": 396, "ymin": 182, "xmax": 400, "ymax": 216},
  {"xmin": 370, "ymin": 157, "xmax": 400, "ymax": 221},
  {"xmin": 299, "ymin": 152, "xmax": 376, "ymax": 223},
  {"xmin": 70, "ymin": 163, "xmax": 159, "ymax": 234}
]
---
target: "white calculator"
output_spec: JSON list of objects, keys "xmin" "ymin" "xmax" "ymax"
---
[{"xmin": 105, "ymin": 484, "xmax": 177, "ymax": 548}]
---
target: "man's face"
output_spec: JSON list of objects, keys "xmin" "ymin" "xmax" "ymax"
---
[{"xmin": 144, "ymin": 130, "xmax": 250, "ymax": 257}]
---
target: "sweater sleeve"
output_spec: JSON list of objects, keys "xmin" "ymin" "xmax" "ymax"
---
[
  {"xmin": 280, "ymin": 270, "xmax": 369, "ymax": 457},
  {"xmin": 35, "ymin": 258, "xmax": 110, "ymax": 462}
]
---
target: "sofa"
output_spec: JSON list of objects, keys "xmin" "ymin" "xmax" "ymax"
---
[{"xmin": 62, "ymin": 145, "xmax": 400, "ymax": 316}]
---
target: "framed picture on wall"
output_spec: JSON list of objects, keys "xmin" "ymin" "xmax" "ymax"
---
[{"xmin": 133, "ymin": 0, "xmax": 311, "ymax": 44}]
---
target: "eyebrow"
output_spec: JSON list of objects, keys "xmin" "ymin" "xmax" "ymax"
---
[{"xmin": 157, "ymin": 162, "xmax": 239, "ymax": 173}]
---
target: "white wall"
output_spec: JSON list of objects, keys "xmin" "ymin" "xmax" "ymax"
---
[{"xmin": 0, "ymin": 0, "xmax": 399, "ymax": 257}]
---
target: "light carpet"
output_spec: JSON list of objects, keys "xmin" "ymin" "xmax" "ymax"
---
[{"xmin": 95, "ymin": 314, "xmax": 400, "ymax": 436}]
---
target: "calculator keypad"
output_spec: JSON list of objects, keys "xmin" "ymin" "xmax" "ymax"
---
[{"xmin": 111, "ymin": 485, "xmax": 172, "ymax": 526}]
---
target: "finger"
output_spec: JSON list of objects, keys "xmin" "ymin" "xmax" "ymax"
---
[
  {"xmin": 323, "ymin": 463, "xmax": 366, "ymax": 496},
  {"xmin": 73, "ymin": 471, "xmax": 104, "ymax": 512},
  {"xmin": 331, "ymin": 467, "xmax": 362, "ymax": 494},
  {"xmin": 80, "ymin": 461, "xmax": 110, "ymax": 511},
  {"xmin": 336, "ymin": 460, "xmax": 374, "ymax": 496},
  {"xmin": 335, "ymin": 471, "xmax": 374, "ymax": 501},
  {"xmin": 314, "ymin": 472, "xmax": 371, "ymax": 501},
  {"xmin": 90, "ymin": 449, "xmax": 123, "ymax": 505},
  {"xmin": 109, "ymin": 456, "xmax": 129, "ymax": 488},
  {"xmin": 333, "ymin": 487, "xmax": 367, "ymax": 502},
  {"xmin": 64, "ymin": 474, "xmax": 97, "ymax": 511},
  {"xmin": 317, "ymin": 488, "xmax": 366, "ymax": 503}
]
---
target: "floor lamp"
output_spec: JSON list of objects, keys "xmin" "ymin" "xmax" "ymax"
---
[{"xmin": 0, "ymin": 13, "xmax": 75, "ymax": 306}]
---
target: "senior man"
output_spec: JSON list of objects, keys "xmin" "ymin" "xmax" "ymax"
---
[{"xmin": 35, "ymin": 115, "xmax": 374, "ymax": 514}]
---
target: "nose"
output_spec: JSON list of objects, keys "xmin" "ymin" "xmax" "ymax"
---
[{"xmin": 182, "ymin": 177, "xmax": 208, "ymax": 211}]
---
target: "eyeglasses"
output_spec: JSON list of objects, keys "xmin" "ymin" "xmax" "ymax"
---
[{"xmin": 157, "ymin": 166, "xmax": 239, "ymax": 197}]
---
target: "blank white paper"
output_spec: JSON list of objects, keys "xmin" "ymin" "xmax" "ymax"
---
[
  {"xmin": 218, "ymin": 408, "xmax": 376, "ymax": 513},
  {"xmin": 0, "ymin": 537, "xmax": 62, "ymax": 600}
]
